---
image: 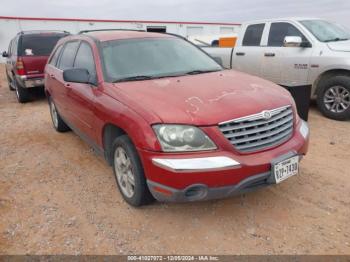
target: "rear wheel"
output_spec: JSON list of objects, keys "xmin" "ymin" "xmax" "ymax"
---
[
  {"xmin": 112, "ymin": 135, "xmax": 154, "ymax": 206},
  {"xmin": 13, "ymin": 79, "xmax": 30, "ymax": 103},
  {"xmin": 6, "ymin": 73, "xmax": 15, "ymax": 91},
  {"xmin": 49, "ymin": 98, "xmax": 70, "ymax": 132},
  {"xmin": 317, "ymin": 75, "xmax": 350, "ymax": 120}
]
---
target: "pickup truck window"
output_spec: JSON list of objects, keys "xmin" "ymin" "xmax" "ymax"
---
[
  {"xmin": 58, "ymin": 41, "xmax": 80, "ymax": 70},
  {"xmin": 74, "ymin": 42, "xmax": 96, "ymax": 82},
  {"xmin": 268, "ymin": 22, "xmax": 307, "ymax": 47},
  {"xmin": 101, "ymin": 37, "xmax": 222, "ymax": 82},
  {"xmin": 242, "ymin": 24, "xmax": 265, "ymax": 46},
  {"xmin": 300, "ymin": 20, "xmax": 350, "ymax": 42}
]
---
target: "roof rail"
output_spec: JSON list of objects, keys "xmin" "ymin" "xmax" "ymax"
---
[
  {"xmin": 18, "ymin": 30, "xmax": 70, "ymax": 35},
  {"xmin": 78, "ymin": 28, "xmax": 146, "ymax": 34}
]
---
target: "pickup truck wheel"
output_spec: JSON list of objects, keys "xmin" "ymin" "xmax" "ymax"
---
[
  {"xmin": 6, "ymin": 73, "xmax": 15, "ymax": 91},
  {"xmin": 112, "ymin": 135, "xmax": 154, "ymax": 206},
  {"xmin": 14, "ymin": 79, "xmax": 30, "ymax": 103},
  {"xmin": 49, "ymin": 98, "xmax": 70, "ymax": 132},
  {"xmin": 317, "ymin": 76, "xmax": 350, "ymax": 120}
]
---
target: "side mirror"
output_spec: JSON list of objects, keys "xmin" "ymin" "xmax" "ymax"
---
[
  {"xmin": 2, "ymin": 51, "xmax": 8, "ymax": 58},
  {"xmin": 213, "ymin": 56, "xmax": 223, "ymax": 66},
  {"xmin": 283, "ymin": 36, "xmax": 302, "ymax": 47},
  {"xmin": 63, "ymin": 68, "xmax": 91, "ymax": 84}
]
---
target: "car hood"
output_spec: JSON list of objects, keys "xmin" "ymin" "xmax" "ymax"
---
[
  {"xmin": 108, "ymin": 70, "xmax": 294, "ymax": 126},
  {"xmin": 327, "ymin": 40, "xmax": 350, "ymax": 52}
]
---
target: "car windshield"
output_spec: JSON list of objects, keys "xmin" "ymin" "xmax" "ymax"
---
[
  {"xmin": 20, "ymin": 34, "xmax": 65, "ymax": 56},
  {"xmin": 300, "ymin": 20, "xmax": 350, "ymax": 42},
  {"xmin": 101, "ymin": 37, "xmax": 222, "ymax": 82}
]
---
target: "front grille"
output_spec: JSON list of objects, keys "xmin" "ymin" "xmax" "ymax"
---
[{"xmin": 218, "ymin": 105, "xmax": 294, "ymax": 153}]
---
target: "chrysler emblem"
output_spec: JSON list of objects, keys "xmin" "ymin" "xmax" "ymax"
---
[{"xmin": 262, "ymin": 110, "xmax": 272, "ymax": 120}]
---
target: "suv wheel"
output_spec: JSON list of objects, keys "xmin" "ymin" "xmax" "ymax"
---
[
  {"xmin": 49, "ymin": 98, "xmax": 70, "ymax": 132},
  {"xmin": 317, "ymin": 75, "xmax": 350, "ymax": 120},
  {"xmin": 13, "ymin": 79, "xmax": 30, "ymax": 103},
  {"xmin": 112, "ymin": 135, "xmax": 154, "ymax": 206},
  {"xmin": 6, "ymin": 73, "xmax": 15, "ymax": 91}
]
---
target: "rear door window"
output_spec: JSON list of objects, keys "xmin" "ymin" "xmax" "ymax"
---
[
  {"xmin": 58, "ymin": 41, "xmax": 80, "ymax": 70},
  {"xmin": 242, "ymin": 24, "xmax": 265, "ymax": 46},
  {"xmin": 20, "ymin": 34, "xmax": 65, "ymax": 56},
  {"xmin": 8, "ymin": 40, "xmax": 13, "ymax": 56},
  {"xmin": 11, "ymin": 37, "xmax": 18, "ymax": 56}
]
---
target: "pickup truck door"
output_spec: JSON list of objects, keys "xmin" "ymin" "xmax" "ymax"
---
[
  {"xmin": 261, "ymin": 22, "xmax": 313, "ymax": 86},
  {"xmin": 232, "ymin": 23, "xmax": 266, "ymax": 77}
]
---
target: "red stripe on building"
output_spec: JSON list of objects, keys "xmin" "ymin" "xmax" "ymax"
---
[{"xmin": 0, "ymin": 16, "xmax": 241, "ymax": 26}]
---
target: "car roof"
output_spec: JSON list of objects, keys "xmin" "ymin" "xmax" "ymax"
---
[{"xmin": 79, "ymin": 30, "xmax": 174, "ymax": 42}]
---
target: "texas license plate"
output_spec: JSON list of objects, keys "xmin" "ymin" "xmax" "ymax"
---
[{"xmin": 273, "ymin": 155, "xmax": 299, "ymax": 183}]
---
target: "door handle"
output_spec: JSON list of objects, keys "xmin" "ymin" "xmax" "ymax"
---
[
  {"xmin": 50, "ymin": 74, "xmax": 56, "ymax": 79},
  {"xmin": 236, "ymin": 52, "xmax": 245, "ymax": 56},
  {"xmin": 264, "ymin": 52, "xmax": 275, "ymax": 57}
]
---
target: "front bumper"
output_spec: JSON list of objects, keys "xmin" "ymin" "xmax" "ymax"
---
[
  {"xmin": 140, "ymin": 120, "xmax": 309, "ymax": 202},
  {"xmin": 17, "ymin": 75, "xmax": 44, "ymax": 88},
  {"xmin": 147, "ymin": 171, "xmax": 272, "ymax": 202}
]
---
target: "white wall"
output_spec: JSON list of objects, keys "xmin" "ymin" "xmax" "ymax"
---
[{"xmin": 0, "ymin": 18, "xmax": 240, "ymax": 62}]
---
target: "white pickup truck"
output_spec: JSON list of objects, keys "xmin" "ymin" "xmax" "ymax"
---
[{"xmin": 203, "ymin": 18, "xmax": 350, "ymax": 120}]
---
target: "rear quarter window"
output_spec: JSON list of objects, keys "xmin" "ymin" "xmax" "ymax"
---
[
  {"xmin": 20, "ymin": 34, "xmax": 65, "ymax": 56},
  {"xmin": 242, "ymin": 24, "xmax": 265, "ymax": 46},
  {"xmin": 49, "ymin": 45, "xmax": 63, "ymax": 67}
]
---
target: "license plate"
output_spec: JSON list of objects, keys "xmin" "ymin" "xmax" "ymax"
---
[
  {"xmin": 273, "ymin": 155, "xmax": 299, "ymax": 184},
  {"xmin": 35, "ymin": 79, "xmax": 43, "ymax": 85}
]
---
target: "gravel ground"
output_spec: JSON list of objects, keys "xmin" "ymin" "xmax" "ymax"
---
[{"xmin": 0, "ymin": 64, "xmax": 350, "ymax": 255}]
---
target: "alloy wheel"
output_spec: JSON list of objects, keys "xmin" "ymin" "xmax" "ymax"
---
[
  {"xmin": 50, "ymin": 101, "xmax": 59, "ymax": 128},
  {"xmin": 324, "ymin": 85, "xmax": 350, "ymax": 113},
  {"xmin": 114, "ymin": 147, "xmax": 135, "ymax": 198}
]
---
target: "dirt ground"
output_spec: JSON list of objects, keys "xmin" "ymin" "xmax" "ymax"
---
[{"xmin": 0, "ymin": 64, "xmax": 349, "ymax": 255}]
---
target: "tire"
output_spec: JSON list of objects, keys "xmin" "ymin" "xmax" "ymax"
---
[
  {"xmin": 6, "ymin": 73, "xmax": 15, "ymax": 91},
  {"xmin": 316, "ymin": 75, "xmax": 350, "ymax": 121},
  {"xmin": 112, "ymin": 135, "xmax": 154, "ymax": 207},
  {"xmin": 48, "ymin": 97, "xmax": 70, "ymax": 132},
  {"xmin": 13, "ymin": 78, "xmax": 30, "ymax": 103}
]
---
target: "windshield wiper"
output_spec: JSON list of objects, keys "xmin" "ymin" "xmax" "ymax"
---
[
  {"xmin": 113, "ymin": 75, "xmax": 154, "ymax": 83},
  {"xmin": 324, "ymin": 38, "xmax": 349, "ymax": 42},
  {"xmin": 184, "ymin": 69, "xmax": 221, "ymax": 75}
]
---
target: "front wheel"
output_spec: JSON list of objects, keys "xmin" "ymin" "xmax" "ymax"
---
[
  {"xmin": 112, "ymin": 135, "xmax": 154, "ymax": 207},
  {"xmin": 317, "ymin": 75, "xmax": 350, "ymax": 120}
]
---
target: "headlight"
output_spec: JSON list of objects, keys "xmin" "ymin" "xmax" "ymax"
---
[{"xmin": 153, "ymin": 124, "xmax": 217, "ymax": 152}]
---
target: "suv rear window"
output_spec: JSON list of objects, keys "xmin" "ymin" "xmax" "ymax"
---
[{"xmin": 20, "ymin": 34, "xmax": 65, "ymax": 56}]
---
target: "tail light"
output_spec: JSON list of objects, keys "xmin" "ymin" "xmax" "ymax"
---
[{"xmin": 16, "ymin": 57, "xmax": 26, "ymax": 75}]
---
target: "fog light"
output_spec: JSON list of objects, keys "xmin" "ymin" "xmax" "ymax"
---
[{"xmin": 184, "ymin": 185, "xmax": 207, "ymax": 200}]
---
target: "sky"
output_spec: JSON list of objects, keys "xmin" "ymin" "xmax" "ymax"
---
[{"xmin": 1, "ymin": 0, "xmax": 350, "ymax": 25}]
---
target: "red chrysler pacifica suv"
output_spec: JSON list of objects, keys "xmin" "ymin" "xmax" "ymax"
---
[{"xmin": 44, "ymin": 30, "xmax": 309, "ymax": 206}]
